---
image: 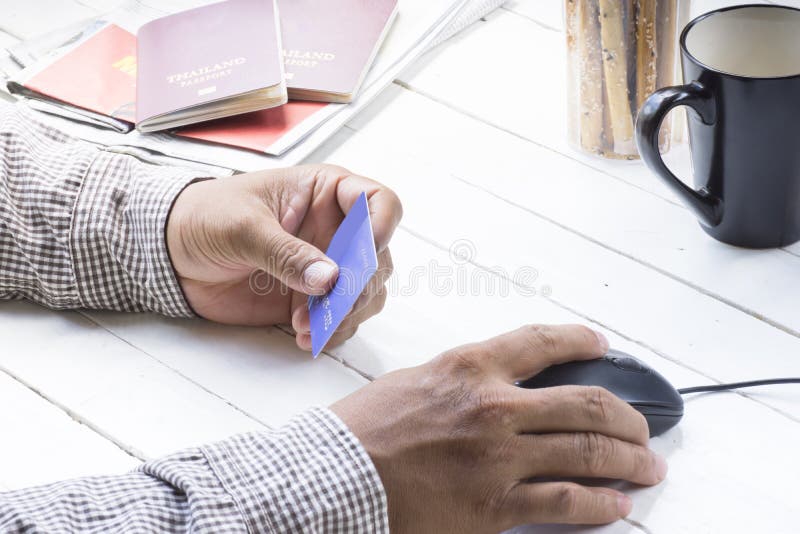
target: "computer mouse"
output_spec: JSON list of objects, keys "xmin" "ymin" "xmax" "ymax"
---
[{"xmin": 518, "ymin": 349, "xmax": 683, "ymax": 437}]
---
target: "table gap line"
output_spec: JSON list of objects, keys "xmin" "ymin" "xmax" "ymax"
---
[
  {"xmin": 0, "ymin": 363, "xmax": 146, "ymax": 462},
  {"xmin": 394, "ymin": 58, "xmax": 800, "ymax": 262},
  {"xmin": 397, "ymin": 224, "xmax": 800, "ymax": 427},
  {"xmin": 0, "ymin": 26, "xmax": 24, "ymax": 42},
  {"xmin": 546, "ymin": 291, "xmax": 800, "ymax": 425},
  {"xmin": 77, "ymin": 310, "xmax": 274, "ymax": 431},
  {"xmin": 355, "ymin": 85, "xmax": 800, "ymax": 263},
  {"xmin": 275, "ymin": 324, "xmax": 377, "ymax": 381},
  {"xmin": 389, "ymin": 79, "xmax": 687, "ymax": 210},
  {"xmin": 624, "ymin": 516, "xmax": 655, "ymax": 534},
  {"xmin": 500, "ymin": 5, "xmax": 561, "ymax": 32},
  {"xmin": 70, "ymin": 1, "xmax": 103, "ymax": 13},
  {"xmin": 451, "ymin": 174, "xmax": 800, "ymax": 342},
  {"xmin": 780, "ymin": 247, "xmax": 800, "ymax": 259}
]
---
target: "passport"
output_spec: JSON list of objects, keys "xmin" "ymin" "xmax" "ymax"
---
[
  {"xmin": 10, "ymin": 24, "xmax": 137, "ymax": 131},
  {"xmin": 280, "ymin": 0, "xmax": 399, "ymax": 103},
  {"xmin": 308, "ymin": 192, "xmax": 378, "ymax": 357},
  {"xmin": 136, "ymin": 0, "xmax": 287, "ymax": 132}
]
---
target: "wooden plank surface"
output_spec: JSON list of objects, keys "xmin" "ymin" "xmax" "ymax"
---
[
  {"xmin": 1, "ymin": 1, "xmax": 799, "ymax": 533},
  {"xmin": 81, "ymin": 310, "xmax": 371, "ymax": 428},
  {"xmin": 312, "ymin": 229, "xmax": 800, "ymax": 533},
  {"xmin": 0, "ymin": 303, "xmax": 267, "ymax": 459},
  {"xmin": 390, "ymin": 8, "xmax": 800, "ymax": 367},
  {"xmin": 0, "ymin": 370, "xmax": 138, "ymax": 490},
  {"xmin": 0, "ymin": 0, "xmax": 97, "ymax": 39},
  {"xmin": 338, "ymin": 86, "xmax": 800, "ymax": 415}
]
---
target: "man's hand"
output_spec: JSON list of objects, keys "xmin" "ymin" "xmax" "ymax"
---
[
  {"xmin": 166, "ymin": 164, "xmax": 402, "ymax": 351},
  {"xmin": 332, "ymin": 324, "xmax": 667, "ymax": 533}
]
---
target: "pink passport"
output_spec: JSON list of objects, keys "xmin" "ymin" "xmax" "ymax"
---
[
  {"xmin": 280, "ymin": 0, "xmax": 399, "ymax": 102},
  {"xmin": 136, "ymin": 0, "xmax": 285, "ymax": 131}
]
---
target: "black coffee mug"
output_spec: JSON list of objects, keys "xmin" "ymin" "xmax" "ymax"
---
[{"xmin": 636, "ymin": 5, "xmax": 800, "ymax": 248}]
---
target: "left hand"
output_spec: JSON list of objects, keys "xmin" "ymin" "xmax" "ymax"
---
[{"xmin": 166, "ymin": 164, "xmax": 402, "ymax": 351}]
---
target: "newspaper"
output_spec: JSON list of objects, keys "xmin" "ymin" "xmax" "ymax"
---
[{"xmin": 7, "ymin": 0, "xmax": 508, "ymax": 173}]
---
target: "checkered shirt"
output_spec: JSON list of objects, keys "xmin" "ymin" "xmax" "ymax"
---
[{"xmin": 0, "ymin": 101, "xmax": 389, "ymax": 533}]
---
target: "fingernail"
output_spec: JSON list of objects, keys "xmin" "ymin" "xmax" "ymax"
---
[
  {"xmin": 303, "ymin": 261, "xmax": 337, "ymax": 290},
  {"xmin": 297, "ymin": 333, "xmax": 312, "ymax": 351},
  {"xmin": 653, "ymin": 453, "xmax": 668, "ymax": 481},
  {"xmin": 616, "ymin": 494, "xmax": 633, "ymax": 517},
  {"xmin": 291, "ymin": 307, "xmax": 311, "ymax": 334},
  {"xmin": 595, "ymin": 330, "xmax": 610, "ymax": 353}
]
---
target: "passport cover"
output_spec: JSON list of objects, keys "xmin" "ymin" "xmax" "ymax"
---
[
  {"xmin": 308, "ymin": 193, "xmax": 379, "ymax": 357},
  {"xmin": 280, "ymin": 0, "xmax": 399, "ymax": 99},
  {"xmin": 19, "ymin": 21, "xmax": 324, "ymax": 153},
  {"xmin": 24, "ymin": 24, "xmax": 136, "ymax": 122},
  {"xmin": 177, "ymin": 100, "xmax": 326, "ymax": 151},
  {"xmin": 136, "ymin": 0, "xmax": 284, "ymax": 125}
]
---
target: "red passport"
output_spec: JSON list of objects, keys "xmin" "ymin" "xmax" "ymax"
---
[{"xmin": 21, "ymin": 24, "xmax": 136, "ymax": 124}]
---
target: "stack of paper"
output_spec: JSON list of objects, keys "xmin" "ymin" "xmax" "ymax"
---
[{"xmin": 4, "ymin": 0, "xmax": 507, "ymax": 173}]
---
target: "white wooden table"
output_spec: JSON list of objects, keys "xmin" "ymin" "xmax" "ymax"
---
[{"xmin": 2, "ymin": 1, "xmax": 799, "ymax": 532}]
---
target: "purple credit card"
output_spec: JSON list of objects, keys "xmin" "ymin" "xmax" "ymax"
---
[{"xmin": 309, "ymin": 192, "xmax": 378, "ymax": 357}]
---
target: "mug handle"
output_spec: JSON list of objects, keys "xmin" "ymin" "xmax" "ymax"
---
[{"xmin": 635, "ymin": 81, "xmax": 722, "ymax": 227}]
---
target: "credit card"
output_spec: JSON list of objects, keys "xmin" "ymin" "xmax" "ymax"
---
[{"xmin": 308, "ymin": 192, "xmax": 378, "ymax": 357}]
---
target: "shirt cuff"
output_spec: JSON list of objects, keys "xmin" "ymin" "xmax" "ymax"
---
[
  {"xmin": 202, "ymin": 407, "xmax": 389, "ymax": 533},
  {"xmin": 71, "ymin": 150, "xmax": 207, "ymax": 317}
]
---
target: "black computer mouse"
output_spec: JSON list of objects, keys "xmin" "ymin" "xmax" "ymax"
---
[{"xmin": 518, "ymin": 349, "xmax": 683, "ymax": 437}]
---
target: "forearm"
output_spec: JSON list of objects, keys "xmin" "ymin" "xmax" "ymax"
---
[
  {"xmin": 0, "ymin": 101, "xmax": 201, "ymax": 316},
  {"xmin": 0, "ymin": 408, "xmax": 388, "ymax": 533}
]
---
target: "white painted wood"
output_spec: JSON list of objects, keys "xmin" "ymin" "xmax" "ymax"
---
[
  {"xmin": 73, "ymin": 0, "xmax": 127, "ymax": 12},
  {"xmin": 0, "ymin": 302, "xmax": 267, "ymax": 459},
  {"xmin": 2, "ymin": 1, "xmax": 800, "ymax": 533},
  {"xmin": 510, "ymin": 521, "xmax": 638, "ymax": 534},
  {"xmin": 394, "ymin": 5, "xmax": 800, "ymax": 313},
  {"xmin": 320, "ymin": 231, "xmax": 800, "ymax": 534},
  {"xmin": 503, "ymin": 0, "xmax": 783, "ymax": 33},
  {"xmin": 0, "ymin": 30, "xmax": 18, "ymax": 48},
  {"xmin": 398, "ymin": 3, "xmax": 794, "ymax": 205},
  {"xmin": 324, "ymin": 89, "xmax": 800, "ymax": 417},
  {"xmin": 0, "ymin": 0, "xmax": 99, "ymax": 39},
  {"xmin": 81, "ymin": 311, "xmax": 370, "ymax": 428},
  {"xmin": 503, "ymin": 0, "xmax": 563, "ymax": 31},
  {"xmin": 0, "ymin": 371, "xmax": 138, "ymax": 490},
  {"xmin": 396, "ymin": 8, "xmax": 689, "ymax": 203}
]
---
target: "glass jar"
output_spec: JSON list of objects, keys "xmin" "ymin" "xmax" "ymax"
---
[{"xmin": 565, "ymin": 0, "xmax": 679, "ymax": 159}]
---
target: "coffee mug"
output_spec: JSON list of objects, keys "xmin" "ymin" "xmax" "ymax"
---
[{"xmin": 636, "ymin": 5, "xmax": 800, "ymax": 248}]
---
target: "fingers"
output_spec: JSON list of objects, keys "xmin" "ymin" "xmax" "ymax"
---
[
  {"xmin": 295, "ymin": 326, "xmax": 358, "ymax": 353},
  {"xmin": 515, "ymin": 432, "xmax": 666, "ymax": 485},
  {"xmin": 292, "ymin": 288, "xmax": 385, "ymax": 351},
  {"xmin": 240, "ymin": 163, "xmax": 400, "ymax": 292},
  {"xmin": 350, "ymin": 248, "xmax": 393, "ymax": 316},
  {"xmin": 331, "ymin": 169, "xmax": 403, "ymax": 252},
  {"xmin": 480, "ymin": 324, "xmax": 609, "ymax": 382},
  {"xmin": 506, "ymin": 482, "xmax": 631, "ymax": 526},
  {"xmin": 245, "ymin": 219, "xmax": 339, "ymax": 295},
  {"xmin": 325, "ymin": 325, "xmax": 360, "ymax": 349},
  {"xmin": 291, "ymin": 247, "xmax": 392, "ymax": 351},
  {"xmin": 512, "ymin": 385, "xmax": 650, "ymax": 446},
  {"xmin": 296, "ymin": 332, "xmax": 312, "ymax": 351},
  {"xmin": 275, "ymin": 164, "xmax": 403, "ymax": 252}
]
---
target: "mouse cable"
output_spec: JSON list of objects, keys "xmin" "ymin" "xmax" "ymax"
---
[{"xmin": 678, "ymin": 378, "xmax": 800, "ymax": 395}]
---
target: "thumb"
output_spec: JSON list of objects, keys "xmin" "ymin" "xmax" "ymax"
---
[{"xmin": 254, "ymin": 222, "xmax": 338, "ymax": 295}]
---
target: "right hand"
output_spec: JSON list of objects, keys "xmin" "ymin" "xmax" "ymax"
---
[{"xmin": 331, "ymin": 324, "xmax": 667, "ymax": 533}]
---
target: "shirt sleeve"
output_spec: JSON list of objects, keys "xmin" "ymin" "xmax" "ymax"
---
[
  {"xmin": 0, "ymin": 100, "xmax": 202, "ymax": 317},
  {"xmin": 0, "ymin": 407, "xmax": 389, "ymax": 533}
]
